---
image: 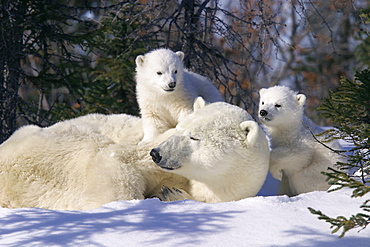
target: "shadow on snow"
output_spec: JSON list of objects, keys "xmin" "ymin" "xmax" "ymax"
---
[{"xmin": 0, "ymin": 199, "xmax": 243, "ymax": 246}]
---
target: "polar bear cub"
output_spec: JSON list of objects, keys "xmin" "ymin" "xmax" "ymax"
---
[
  {"xmin": 135, "ymin": 48, "xmax": 224, "ymax": 144},
  {"xmin": 151, "ymin": 97, "xmax": 270, "ymax": 203},
  {"xmin": 258, "ymin": 86, "xmax": 343, "ymax": 196}
]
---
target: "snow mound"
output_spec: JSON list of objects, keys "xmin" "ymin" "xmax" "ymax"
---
[{"xmin": 0, "ymin": 188, "xmax": 368, "ymax": 247}]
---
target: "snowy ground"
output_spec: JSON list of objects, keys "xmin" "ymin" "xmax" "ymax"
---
[
  {"xmin": 0, "ymin": 141, "xmax": 369, "ymax": 246},
  {"xmin": 0, "ymin": 174, "xmax": 369, "ymax": 247}
]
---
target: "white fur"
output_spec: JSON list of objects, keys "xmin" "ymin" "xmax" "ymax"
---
[
  {"xmin": 258, "ymin": 86, "xmax": 343, "ymax": 196},
  {"xmin": 135, "ymin": 48, "xmax": 224, "ymax": 144},
  {"xmin": 151, "ymin": 98, "xmax": 270, "ymax": 203},
  {"xmin": 0, "ymin": 114, "xmax": 186, "ymax": 210},
  {"xmin": 0, "ymin": 99, "xmax": 268, "ymax": 209}
]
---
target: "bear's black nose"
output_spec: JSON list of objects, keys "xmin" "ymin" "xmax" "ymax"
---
[
  {"xmin": 260, "ymin": 110, "xmax": 268, "ymax": 117},
  {"xmin": 150, "ymin": 148, "xmax": 162, "ymax": 164},
  {"xmin": 168, "ymin": 81, "xmax": 176, "ymax": 89}
]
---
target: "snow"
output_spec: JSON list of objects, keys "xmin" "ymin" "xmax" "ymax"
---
[
  {"xmin": 0, "ymin": 141, "xmax": 369, "ymax": 246},
  {"xmin": 0, "ymin": 177, "xmax": 369, "ymax": 246}
]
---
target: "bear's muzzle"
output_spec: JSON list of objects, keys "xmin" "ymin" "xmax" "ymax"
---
[{"xmin": 150, "ymin": 148, "xmax": 162, "ymax": 164}]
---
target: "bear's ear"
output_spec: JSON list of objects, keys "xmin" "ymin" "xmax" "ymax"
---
[
  {"xmin": 259, "ymin": 88, "xmax": 266, "ymax": 96},
  {"xmin": 176, "ymin": 51, "xmax": 185, "ymax": 62},
  {"xmin": 193, "ymin": 97, "xmax": 208, "ymax": 111},
  {"xmin": 135, "ymin": 55, "xmax": 145, "ymax": 67},
  {"xmin": 296, "ymin": 94, "xmax": 306, "ymax": 106},
  {"xmin": 240, "ymin": 121, "xmax": 256, "ymax": 136}
]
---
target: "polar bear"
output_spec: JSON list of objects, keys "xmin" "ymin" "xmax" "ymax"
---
[
  {"xmin": 150, "ymin": 97, "xmax": 270, "ymax": 203},
  {"xmin": 135, "ymin": 48, "xmax": 224, "ymax": 144},
  {"xmin": 0, "ymin": 114, "xmax": 185, "ymax": 210},
  {"xmin": 258, "ymin": 85, "xmax": 343, "ymax": 196},
  {"xmin": 0, "ymin": 98, "xmax": 269, "ymax": 210}
]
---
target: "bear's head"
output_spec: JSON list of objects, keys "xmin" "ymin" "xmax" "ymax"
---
[
  {"xmin": 258, "ymin": 85, "xmax": 306, "ymax": 127},
  {"xmin": 150, "ymin": 97, "xmax": 269, "ymax": 186},
  {"xmin": 135, "ymin": 48, "xmax": 185, "ymax": 93}
]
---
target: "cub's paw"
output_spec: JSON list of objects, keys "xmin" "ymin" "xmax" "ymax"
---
[
  {"xmin": 157, "ymin": 186, "xmax": 192, "ymax": 202},
  {"xmin": 270, "ymin": 167, "xmax": 283, "ymax": 181},
  {"xmin": 138, "ymin": 139, "xmax": 150, "ymax": 146}
]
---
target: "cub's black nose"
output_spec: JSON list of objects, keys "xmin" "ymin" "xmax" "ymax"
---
[
  {"xmin": 168, "ymin": 81, "xmax": 176, "ymax": 89},
  {"xmin": 260, "ymin": 110, "xmax": 268, "ymax": 117},
  {"xmin": 150, "ymin": 148, "xmax": 162, "ymax": 164}
]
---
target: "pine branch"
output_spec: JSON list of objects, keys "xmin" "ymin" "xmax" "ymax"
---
[
  {"xmin": 309, "ymin": 204, "xmax": 370, "ymax": 238},
  {"xmin": 309, "ymin": 69, "xmax": 370, "ymax": 238}
]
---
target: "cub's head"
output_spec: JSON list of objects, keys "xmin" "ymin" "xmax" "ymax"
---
[
  {"xmin": 135, "ymin": 48, "xmax": 184, "ymax": 92},
  {"xmin": 258, "ymin": 86, "xmax": 306, "ymax": 126},
  {"xmin": 150, "ymin": 97, "xmax": 264, "ymax": 182}
]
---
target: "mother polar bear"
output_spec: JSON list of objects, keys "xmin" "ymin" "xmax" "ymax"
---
[{"xmin": 0, "ymin": 98, "xmax": 269, "ymax": 210}]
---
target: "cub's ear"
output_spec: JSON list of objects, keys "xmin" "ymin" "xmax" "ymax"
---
[
  {"xmin": 176, "ymin": 51, "xmax": 185, "ymax": 62},
  {"xmin": 135, "ymin": 55, "xmax": 145, "ymax": 67},
  {"xmin": 259, "ymin": 88, "xmax": 266, "ymax": 96},
  {"xmin": 193, "ymin": 97, "xmax": 208, "ymax": 111},
  {"xmin": 296, "ymin": 93, "xmax": 306, "ymax": 106}
]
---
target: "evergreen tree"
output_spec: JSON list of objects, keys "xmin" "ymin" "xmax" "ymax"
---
[
  {"xmin": 0, "ymin": 0, "xmax": 144, "ymax": 142},
  {"xmin": 308, "ymin": 69, "xmax": 370, "ymax": 238},
  {"xmin": 1, "ymin": 0, "xmax": 102, "ymax": 138},
  {"xmin": 1, "ymin": 0, "xmax": 366, "ymax": 142},
  {"xmin": 48, "ymin": 3, "xmax": 145, "ymax": 120}
]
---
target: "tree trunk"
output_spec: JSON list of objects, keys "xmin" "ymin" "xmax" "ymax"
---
[{"xmin": 0, "ymin": 1, "xmax": 24, "ymax": 143}]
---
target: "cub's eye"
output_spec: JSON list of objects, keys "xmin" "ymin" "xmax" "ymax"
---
[
  {"xmin": 261, "ymin": 102, "xmax": 264, "ymax": 105},
  {"xmin": 174, "ymin": 70, "xmax": 178, "ymax": 74},
  {"xmin": 275, "ymin": 104, "xmax": 281, "ymax": 108},
  {"xmin": 190, "ymin": 136, "xmax": 200, "ymax": 141},
  {"xmin": 157, "ymin": 72, "xmax": 162, "ymax": 75}
]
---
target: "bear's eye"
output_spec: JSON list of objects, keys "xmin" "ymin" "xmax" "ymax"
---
[
  {"xmin": 261, "ymin": 102, "xmax": 264, "ymax": 105},
  {"xmin": 275, "ymin": 104, "xmax": 281, "ymax": 108},
  {"xmin": 157, "ymin": 72, "xmax": 162, "ymax": 75},
  {"xmin": 190, "ymin": 136, "xmax": 200, "ymax": 141},
  {"xmin": 174, "ymin": 70, "xmax": 177, "ymax": 74}
]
